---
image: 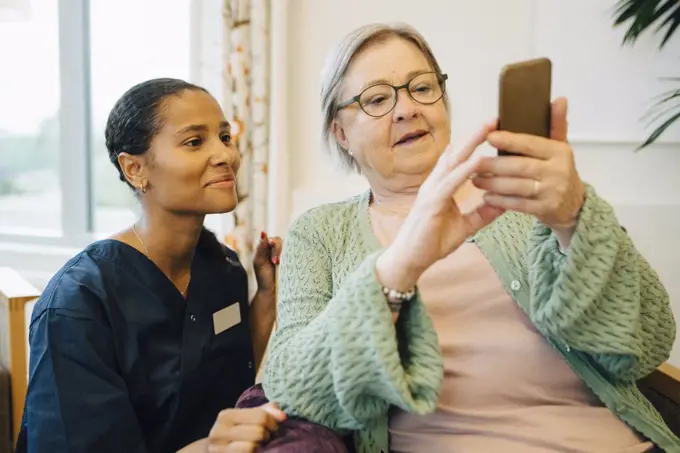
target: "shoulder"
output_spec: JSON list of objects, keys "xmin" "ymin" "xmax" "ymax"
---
[
  {"xmin": 196, "ymin": 227, "xmax": 242, "ymax": 268},
  {"xmin": 195, "ymin": 228, "xmax": 248, "ymax": 293},
  {"xmin": 288, "ymin": 193, "xmax": 365, "ymax": 238},
  {"xmin": 31, "ymin": 242, "xmax": 114, "ymax": 326},
  {"xmin": 281, "ymin": 193, "xmax": 369, "ymax": 271}
]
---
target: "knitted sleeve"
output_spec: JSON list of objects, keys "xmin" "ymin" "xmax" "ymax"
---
[
  {"xmin": 526, "ymin": 184, "xmax": 676, "ymax": 381},
  {"xmin": 260, "ymin": 208, "xmax": 443, "ymax": 432}
]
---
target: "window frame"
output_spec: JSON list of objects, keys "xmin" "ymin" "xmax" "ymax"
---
[
  {"xmin": 0, "ymin": 0, "xmax": 92, "ymax": 249},
  {"xmin": 0, "ymin": 0, "xmax": 221, "ymax": 285}
]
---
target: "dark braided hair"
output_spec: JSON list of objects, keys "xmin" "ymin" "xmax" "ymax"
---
[{"xmin": 105, "ymin": 77, "xmax": 208, "ymax": 188}]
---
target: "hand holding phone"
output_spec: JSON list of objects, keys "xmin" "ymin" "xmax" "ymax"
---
[{"xmin": 475, "ymin": 59, "xmax": 585, "ymax": 231}]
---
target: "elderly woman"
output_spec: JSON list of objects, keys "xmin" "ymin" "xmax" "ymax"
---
[{"xmin": 261, "ymin": 23, "xmax": 678, "ymax": 453}]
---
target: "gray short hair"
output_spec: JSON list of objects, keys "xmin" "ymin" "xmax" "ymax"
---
[{"xmin": 320, "ymin": 22, "xmax": 447, "ymax": 172}]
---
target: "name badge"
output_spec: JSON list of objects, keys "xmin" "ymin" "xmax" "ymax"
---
[{"xmin": 213, "ymin": 303, "xmax": 241, "ymax": 335}]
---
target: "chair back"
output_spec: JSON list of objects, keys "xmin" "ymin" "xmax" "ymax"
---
[{"xmin": 0, "ymin": 268, "xmax": 40, "ymax": 448}]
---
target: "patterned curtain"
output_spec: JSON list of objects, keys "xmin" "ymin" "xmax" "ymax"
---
[{"xmin": 222, "ymin": 0, "xmax": 271, "ymax": 292}]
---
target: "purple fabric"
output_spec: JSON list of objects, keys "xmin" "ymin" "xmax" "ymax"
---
[{"xmin": 235, "ymin": 384, "xmax": 353, "ymax": 453}]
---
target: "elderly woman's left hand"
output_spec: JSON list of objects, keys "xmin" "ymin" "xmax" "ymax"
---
[{"xmin": 472, "ymin": 97, "xmax": 585, "ymax": 231}]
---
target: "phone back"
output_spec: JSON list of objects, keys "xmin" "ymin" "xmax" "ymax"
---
[{"xmin": 498, "ymin": 57, "xmax": 552, "ymax": 154}]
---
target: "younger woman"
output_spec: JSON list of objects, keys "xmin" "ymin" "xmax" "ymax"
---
[{"xmin": 18, "ymin": 78, "xmax": 284, "ymax": 453}]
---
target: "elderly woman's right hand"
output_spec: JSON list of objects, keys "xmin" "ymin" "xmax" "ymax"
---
[{"xmin": 376, "ymin": 121, "xmax": 504, "ymax": 292}]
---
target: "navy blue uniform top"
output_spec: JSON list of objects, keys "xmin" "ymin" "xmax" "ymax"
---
[{"xmin": 17, "ymin": 230, "xmax": 256, "ymax": 453}]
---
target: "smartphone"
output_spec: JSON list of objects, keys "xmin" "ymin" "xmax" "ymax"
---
[{"xmin": 497, "ymin": 57, "xmax": 552, "ymax": 156}]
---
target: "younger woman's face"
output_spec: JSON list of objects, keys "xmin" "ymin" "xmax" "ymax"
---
[{"xmin": 141, "ymin": 89, "xmax": 241, "ymax": 215}]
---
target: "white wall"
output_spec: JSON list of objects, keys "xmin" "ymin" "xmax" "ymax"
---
[{"xmin": 276, "ymin": 0, "xmax": 680, "ymax": 364}]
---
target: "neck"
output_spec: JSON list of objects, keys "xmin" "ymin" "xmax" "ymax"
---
[
  {"xmin": 365, "ymin": 166, "xmax": 431, "ymax": 215},
  {"xmin": 371, "ymin": 187, "xmax": 418, "ymax": 215},
  {"xmin": 370, "ymin": 179, "xmax": 479, "ymax": 215},
  {"xmin": 135, "ymin": 205, "xmax": 204, "ymax": 281}
]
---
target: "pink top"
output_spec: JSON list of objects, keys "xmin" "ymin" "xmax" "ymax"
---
[{"xmin": 368, "ymin": 204, "xmax": 653, "ymax": 453}]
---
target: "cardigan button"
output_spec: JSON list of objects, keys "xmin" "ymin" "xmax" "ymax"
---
[{"xmin": 510, "ymin": 280, "xmax": 521, "ymax": 291}]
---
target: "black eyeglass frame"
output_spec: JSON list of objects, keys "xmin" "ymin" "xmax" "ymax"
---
[{"xmin": 337, "ymin": 72, "xmax": 448, "ymax": 118}]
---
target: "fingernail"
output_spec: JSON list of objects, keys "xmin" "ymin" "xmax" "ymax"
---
[
  {"xmin": 269, "ymin": 239, "xmax": 275, "ymax": 247},
  {"xmin": 263, "ymin": 403, "xmax": 287, "ymax": 420},
  {"xmin": 260, "ymin": 231, "xmax": 266, "ymax": 239},
  {"xmin": 273, "ymin": 257, "xmax": 280, "ymax": 265}
]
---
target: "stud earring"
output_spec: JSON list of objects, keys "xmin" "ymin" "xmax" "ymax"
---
[{"xmin": 141, "ymin": 181, "xmax": 148, "ymax": 193}]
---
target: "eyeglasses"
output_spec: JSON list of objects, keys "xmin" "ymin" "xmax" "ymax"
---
[{"xmin": 337, "ymin": 72, "xmax": 448, "ymax": 118}]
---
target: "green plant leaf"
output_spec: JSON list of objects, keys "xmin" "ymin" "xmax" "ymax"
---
[
  {"xmin": 614, "ymin": 0, "xmax": 652, "ymax": 26},
  {"xmin": 611, "ymin": 0, "xmax": 680, "ymax": 150},
  {"xmin": 638, "ymin": 88, "xmax": 680, "ymax": 141},
  {"xmin": 636, "ymin": 89, "xmax": 680, "ymax": 149},
  {"xmin": 654, "ymin": 0, "xmax": 678, "ymax": 22},
  {"xmin": 613, "ymin": 0, "xmax": 680, "ymax": 48},
  {"xmin": 642, "ymin": 100, "xmax": 680, "ymax": 127},
  {"xmin": 643, "ymin": 88, "xmax": 680, "ymax": 109},
  {"xmin": 637, "ymin": 109, "xmax": 680, "ymax": 149},
  {"xmin": 659, "ymin": 5, "xmax": 680, "ymax": 47}
]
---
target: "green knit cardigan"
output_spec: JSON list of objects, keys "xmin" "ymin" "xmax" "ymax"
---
[{"xmin": 261, "ymin": 185, "xmax": 679, "ymax": 453}]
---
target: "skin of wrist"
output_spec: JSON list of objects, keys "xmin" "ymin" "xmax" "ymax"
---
[
  {"xmin": 375, "ymin": 245, "xmax": 423, "ymax": 292},
  {"xmin": 255, "ymin": 286, "xmax": 276, "ymax": 299}
]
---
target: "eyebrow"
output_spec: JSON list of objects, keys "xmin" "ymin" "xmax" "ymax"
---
[
  {"xmin": 359, "ymin": 69, "xmax": 432, "ymax": 91},
  {"xmin": 175, "ymin": 121, "xmax": 231, "ymax": 136}
]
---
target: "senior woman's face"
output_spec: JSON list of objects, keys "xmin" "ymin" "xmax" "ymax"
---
[{"xmin": 333, "ymin": 37, "xmax": 450, "ymax": 190}]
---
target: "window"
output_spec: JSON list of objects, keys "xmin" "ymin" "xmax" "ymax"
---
[
  {"xmin": 0, "ymin": 0, "xmax": 61, "ymax": 235},
  {"xmin": 0, "ymin": 0, "xmax": 227, "ymax": 285}
]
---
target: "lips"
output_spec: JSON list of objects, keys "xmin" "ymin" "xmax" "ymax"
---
[
  {"xmin": 395, "ymin": 130, "xmax": 428, "ymax": 146},
  {"xmin": 205, "ymin": 174, "xmax": 235, "ymax": 187}
]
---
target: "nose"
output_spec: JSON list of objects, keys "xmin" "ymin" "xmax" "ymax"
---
[
  {"xmin": 210, "ymin": 138, "xmax": 238, "ymax": 168},
  {"xmin": 391, "ymin": 88, "xmax": 420, "ymax": 122}
]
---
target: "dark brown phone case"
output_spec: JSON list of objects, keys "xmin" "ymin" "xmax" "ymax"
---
[{"xmin": 497, "ymin": 57, "xmax": 552, "ymax": 156}]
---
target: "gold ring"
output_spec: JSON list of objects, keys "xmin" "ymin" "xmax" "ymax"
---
[{"xmin": 532, "ymin": 179, "xmax": 540, "ymax": 197}]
